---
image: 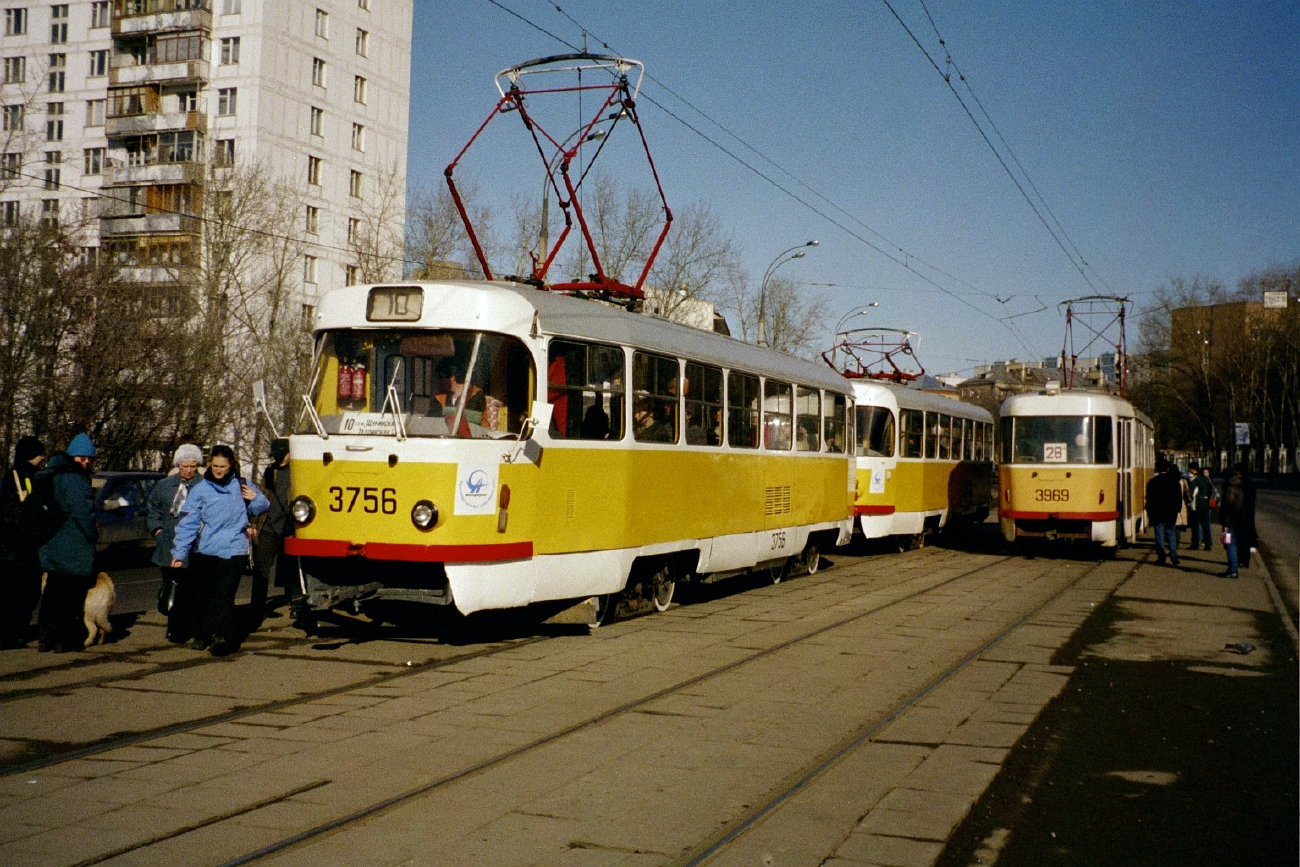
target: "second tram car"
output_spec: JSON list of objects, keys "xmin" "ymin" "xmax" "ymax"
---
[
  {"xmin": 852, "ymin": 379, "xmax": 995, "ymax": 548},
  {"xmin": 284, "ymin": 280, "xmax": 857, "ymax": 624},
  {"xmin": 998, "ymin": 386, "xmax": 1154, "ymax": 547}
]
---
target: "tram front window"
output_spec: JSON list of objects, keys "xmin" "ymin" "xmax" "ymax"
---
[
  {"xmin": 299, "ymin": 330, "xmax": 535, "ymax": 438},
  {"xmin": 1008, "ymin": 416, "xmax": 1113, "ymax": 464}
]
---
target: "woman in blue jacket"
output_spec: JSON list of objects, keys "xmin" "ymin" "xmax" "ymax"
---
[{"xmin": 170, "ymin": 444, "xmax": 268, "ymax": 656}]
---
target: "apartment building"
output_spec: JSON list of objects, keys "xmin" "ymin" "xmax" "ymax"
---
[{"xmin": 0, "ymin": 0, "xmax": 411, "ymax": 303}]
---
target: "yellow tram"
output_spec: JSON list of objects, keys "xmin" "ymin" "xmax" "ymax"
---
[
  {"xmin": 998, "ymin": 385, "xmax": 1154, "ymax": 547},
  {"xmin": 285, "ymin": 280, "xmax": 856, "ymax": 624},
  {"xmin": 852, "ymin": 379, "xmax": 995, "ymax": 547}
]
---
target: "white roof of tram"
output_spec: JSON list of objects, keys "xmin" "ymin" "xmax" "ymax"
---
[{"xmin": 315, "ymin": 280, "xmax": 853, "ymax": 395}]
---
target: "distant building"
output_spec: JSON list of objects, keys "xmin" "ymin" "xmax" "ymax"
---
[
  {"xmin": 642, "ymin": 286, "xmax": 729, "ymax": 334},
  {"xmin": 953, "ymin": 359, "xmax": 1054, "ymax": 418}
]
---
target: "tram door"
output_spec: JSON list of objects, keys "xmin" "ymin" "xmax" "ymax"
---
[{"xmin": 1117, "ymin": 418, "xmax": 1132, "ymax": 540}]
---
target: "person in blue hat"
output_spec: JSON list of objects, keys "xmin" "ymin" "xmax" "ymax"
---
[{"xmin": 37, "ymin": 432, "xmax": 98, "ymax": 652}]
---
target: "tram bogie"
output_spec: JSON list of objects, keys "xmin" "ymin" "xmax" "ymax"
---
[
  {"xmin": 998, "ymin": 387, "xmax": 1154, "ymax": 548},
  {"xmin": 285, "ymin": 280, "xmax": 856, "ymax": 628}
]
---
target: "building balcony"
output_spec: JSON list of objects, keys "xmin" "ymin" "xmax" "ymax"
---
[
  {"xmin": 100, "ymin": 211, "xmax": 199, "ymax": 236},
  {"xmin": 113, "ymin": 265, "xmax": 193, "ymax": 283},
  {"xmin": 110, "ymin": 58, "xmax": 209, "ymax": 87},
  {"xmin": 113, "ymin": 6, "xmax": 212, "ymax": 36},
  {"xmin": 104, "ymin": 160, "xmax": 204, "ymax": 187},
  {"xmin": 105, "ymin": 108, "xmax": 206, "ymax": 137}
]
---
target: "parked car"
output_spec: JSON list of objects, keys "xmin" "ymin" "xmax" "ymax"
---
[{"xmin": 91, "ymin": 471, "xmax": 164, "ymax": 570}]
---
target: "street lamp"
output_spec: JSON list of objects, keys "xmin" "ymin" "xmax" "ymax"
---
[{"xmin": 757, "ymin": 240, "xmax": 818, "ymax": 347}]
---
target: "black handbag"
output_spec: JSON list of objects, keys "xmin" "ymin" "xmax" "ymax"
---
[{"xmin": 157, "ymin": 573, "xmax": 178, "ymax": 615}]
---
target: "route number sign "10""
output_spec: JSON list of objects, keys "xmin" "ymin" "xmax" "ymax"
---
[{"xmin": 1043, "ymin": 443, "xmax": 1068, "ymax": 463}]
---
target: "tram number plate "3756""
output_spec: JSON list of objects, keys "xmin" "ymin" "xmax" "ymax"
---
[
  {"xmin": 1033, "ymin": 489, "xmax": 1070, "ymax": 502},
  {"xmin": 327, "ymin": 486, "xmax": 398, "ymax": 514}
]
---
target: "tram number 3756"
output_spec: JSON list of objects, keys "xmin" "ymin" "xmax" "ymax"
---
[
  {"xmin": 1033, "ymin": 489, "xmax": 1070, "ymax": 502},
  {"xmin": 770, "ymin": 531, "xmax": 787, "ymax": 551},
  {"xmin": 328, "ymin": 486, "xmax": 399, "ymax": 514}
]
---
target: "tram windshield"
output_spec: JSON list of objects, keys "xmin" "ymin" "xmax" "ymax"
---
[
  {"xmin": 856, "ymin": 406, "xmax": 895, "ymax": 457},
  {"xmin": 299, "ymin": 330, "xmax": 535, "ymax": 438},
  {"xmin": 1003, "ymin": 415, "xmax": 1113, "ymax": 464}
]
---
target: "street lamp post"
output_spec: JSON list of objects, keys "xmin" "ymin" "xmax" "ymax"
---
[
  {"xmin": 830, "ymin": 302, "xmax": 879, "ymax": 369},
  {"xmin": 757, "ymin": 240, "xmax": 818, "ymax": 347}
]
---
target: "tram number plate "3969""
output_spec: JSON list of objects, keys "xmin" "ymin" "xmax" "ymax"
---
[{"xmin": 1033, "ymin": 489, "xmax": 1070, "ymax": 502}]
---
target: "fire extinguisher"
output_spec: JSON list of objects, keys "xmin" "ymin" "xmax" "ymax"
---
[
  {"xmin": 351, "ymin": 362, "xmax": 367, "ymax": 402},
  {"xmin": 337, "ymin": 358, "xmax": 353, "ymax": 401}
]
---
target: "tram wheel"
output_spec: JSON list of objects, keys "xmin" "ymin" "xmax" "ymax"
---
[
  {"xmin": 649, "ymin": 563, "xmax": 675, "ymax": 612},
  {"xmin": 803, "ymin": 540, "xmax": 821, "ymax": 576}
]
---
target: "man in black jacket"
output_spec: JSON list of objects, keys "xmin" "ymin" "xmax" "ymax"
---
[
  {"xmin": 0, "ymin": 436, "xmax": 45, "ymax": 647},
  {"xmin": 1145, "ymin": 460, "xmax": 1184, "ymax": 567}
]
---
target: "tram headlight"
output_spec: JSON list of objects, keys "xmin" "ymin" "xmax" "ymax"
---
[
  {"xmin": 290, "ymin": 496, "xmax": 316, "ymax": 526},
  {"xmin": 411, "ymin": 499, "xmax": 438, "ymax": 530}
]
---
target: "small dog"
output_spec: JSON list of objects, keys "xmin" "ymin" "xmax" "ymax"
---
[{"xmin": 83, "ymin": 572, "xmax": 116, "ymax": 647}]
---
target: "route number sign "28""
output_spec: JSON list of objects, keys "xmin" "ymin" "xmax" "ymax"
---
[{"xmin": 1043, "ymin": 442, "xmax": 1068, "ymax": 462}]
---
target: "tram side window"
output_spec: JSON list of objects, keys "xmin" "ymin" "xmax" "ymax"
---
[
  {"xmin": 824, "ymin": 393, "xmax": 847, "ymax": 454},
  {"xmin": 547, "ymin": 339, "xmax": 625, "ymax": 440},
  {"xmin": 683, "ymin": 361, "xmax": 722, "ymax": 446},
  {"xmin": 632, "ymin": 351, "xmax": 679, "ymax": 443},
  {"xmin": 857, "ymin": 405, "xmax": 895, "ymax": 457},
  {"xmin": 999, "ymin": 416, "xmax": 1013, "ymax": 463},
  {"xmin": 923, "ymin": 412, "xmax": 937, "ymax": 459},
  {"xmin": 984, "ymin": 423, "xmax": 994, "ymax": 461},
  {"xmin": 795, "ymin": 386, "xmax": 820, "ymax": 451},
  {"xmin": 764, "ymin": 380, "xmax": 793, "ymax": 450},
  {"xmin": 901, "ymin": 409, "xmax": 923, "ymax": 458},
  {"xmin": 728, "ymin": 371, "xmax": 760, "ymax": 448},
  {"xmin": 956, "ymin": 418, "xmax": 968, "ymax": 460},
  {"xmin": 936, "ymin": 414, "xmax": 952, "ymax": 460},
  {"xmin": 973, "ymin": 421, "xmax": 984, "ymax": 461}
]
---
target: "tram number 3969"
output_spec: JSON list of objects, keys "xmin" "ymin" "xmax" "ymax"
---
[
  {"xmin": 328, "ymin": 486, "xmax": 398, "ymax": 514},
  {"xmin": 770, "ymin": 531, "xmax": 787, "ymax": 551},
  {"xmin": 1033, "ymin": 489, "xmax": 1070, "ymax": 502}
]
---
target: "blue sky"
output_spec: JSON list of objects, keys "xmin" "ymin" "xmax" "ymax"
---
[{"xmin": 407, "ymin": 1, "xmax": 1299, "ymax": 375}]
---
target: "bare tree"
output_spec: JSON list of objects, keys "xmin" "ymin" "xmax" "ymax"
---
[
  {"xmin": 407, "ymin": 180, "xmax": 488, "ymax": 279},
  {"xmin": 348, "ymin": 159, "xmax": 405, "ymax": 284}
]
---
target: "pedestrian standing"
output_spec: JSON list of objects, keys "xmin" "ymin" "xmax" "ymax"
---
[
  {"xmin": 251, "ymin": 437, "xmax": 292, "ymax": 623},
  {"xmin": 1218, "ymin": 466, "xmax": 1247, "ymax": 579},
  {"xmin": 1145, "ymin": 460, "xmax": 1183, "ymax": 567},
  {"xmin": 1187, "ymin": 463, "xmax": 1215, "ymax": 551},
  {"xmin": 146, "ymin": 444, "xmax": 203, "ymax": 643},
  {"xmin": 170, "ymin": 444, "xmax": 268, "ymax": 656},
  {"xmin": 37, "ymin": 433, "xmax": 98, "ymax": 652},
  {"xmin": 0, "ymin": 436, "xmax": 46, "ymax": 647}
]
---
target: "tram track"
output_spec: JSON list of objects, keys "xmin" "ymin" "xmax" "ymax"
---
[{"xmin": 191, "ymin": 553, "xmax": 1024, "ymax": 867}]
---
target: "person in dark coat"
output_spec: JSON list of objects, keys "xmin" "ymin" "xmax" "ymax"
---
[
  {"xmin": 146, "ymin": 444, "xmax": 203, "ymax": 642},
  {"xmin": 1145, "ymin": 460, "xmax": 1183, "ymax": 566},
  {"xmin": 0, "ymin": 436, "xmax": 46, "ymax": 647},
  {"xmin": 1218, "ymin": 464, "xmax": 1256, "ymax": 579},
  {"xmin": 37, "ymin": 433, "xmax": 98, "ymax": 652},
  {"xmin": 251, "ymin": 438, "xmax": 292, "ymax": 622},
  {"xmin": 1187, "ymin": 464, "xmax": 1216, "ymax": 551}
]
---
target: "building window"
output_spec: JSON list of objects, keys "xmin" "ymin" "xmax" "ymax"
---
[
  {"xmin": 355, "ymin": 29, "xmax": 368, "ymax": 56},
  {"xmin": 305, "ymin": 204, "xmax": 319, "ymax": 234},
  {"xmin": 309, "ymin": 105, "xmax": 323, "ymax": 136},
  {"xmin": 349, "ymin": 169, "xmax": 362, "ymax": 198},
  {"xmin": 2, "ymin": 200, "xmax": 18, "ymax": 224},
  {"xmin": 4, "ymin": 9, "xmax": 26, "ymax": 36},
  {"xmin": 345, "ymin": 264, "xmax": 359, "ymax": 285},
  {"xmin": 314, "ymin": 8, "xmax": 328, "ymax": 38},
  {"xmin": 221, "ymin": 0, "xmax": 241, "ymax": 14},
  {"xmin": 47, "ymin": 53, "xmax": 64, "ymax": 92},
  {"xmin": 311, "ymin": 57, "xmax": 326, "ymax": 87},
  {"xmin": 45, "ymin": 101, "xmax": 63, "ymax": 142},
  {"xmin": 44, "ymin": 167, "xmax": 59, "ymax": 191},
  {"xmin": 353, "ymin": 75, "xmax": 367, "ymax": 104},
  {"xmin": 4, "ymin": 57, "xmax": 25, "ymax": 84},
  {"xmin": 40, "ymin": 198, "xmax": 58, "ymax": 226},
  {"xmin": 2, "ymin": 105, "xmax": 23, "ymax": 131},
  {"xmin": 304, "ymin": 254, "xmax": 318, "ymax": 284},
  {"xmin": 88, "ymin": 49, "xmax": 107, "ymax": 77},
  {"xmin": 2, "ymin": 152, "xmax": 20, "ymax": 178},
  {"xmin": 217, "ymin": 87, "xmax": 237, "ymax": 116},
  {"xmin": 85, "ymin": 98, "xmax": 104, "ymax": 125},
  {"xmin": 49, "ymin": 5, "xmax": 67, "ymax": 44},
  {"xmin": 84, "ymin": 147, "xmax": 103, "ymax": 175},
  {"xmin": 347, "ymin": 217, "xmax": 359, "ymax": 243},
  {"xmin": 351, "ymin": 122, "xmax": 364, "ymax": 151},
  {"xmin": 177, "ymin": 90, "xmax": 196, "ymax": 111},
  {"xmin": 219, "ymin": 37, "xmax": 240, "ymax": 65},
  {"xmin": 307, "ymin": 155, "xmax": 321, "ymax": 185},
  {"xmin": 90, "ymin": 1, "xmax": 109, "ymax": 28}
]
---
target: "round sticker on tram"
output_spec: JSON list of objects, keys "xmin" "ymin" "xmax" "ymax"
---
[{"xmin": 455, "ymin": 464, "xmax": 499, "ymax": 515}]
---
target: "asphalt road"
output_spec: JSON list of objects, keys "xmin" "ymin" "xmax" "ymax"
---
[{"xmin": 1255, "ymin": 489, "xmax": 1299, "ymax": 628}]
